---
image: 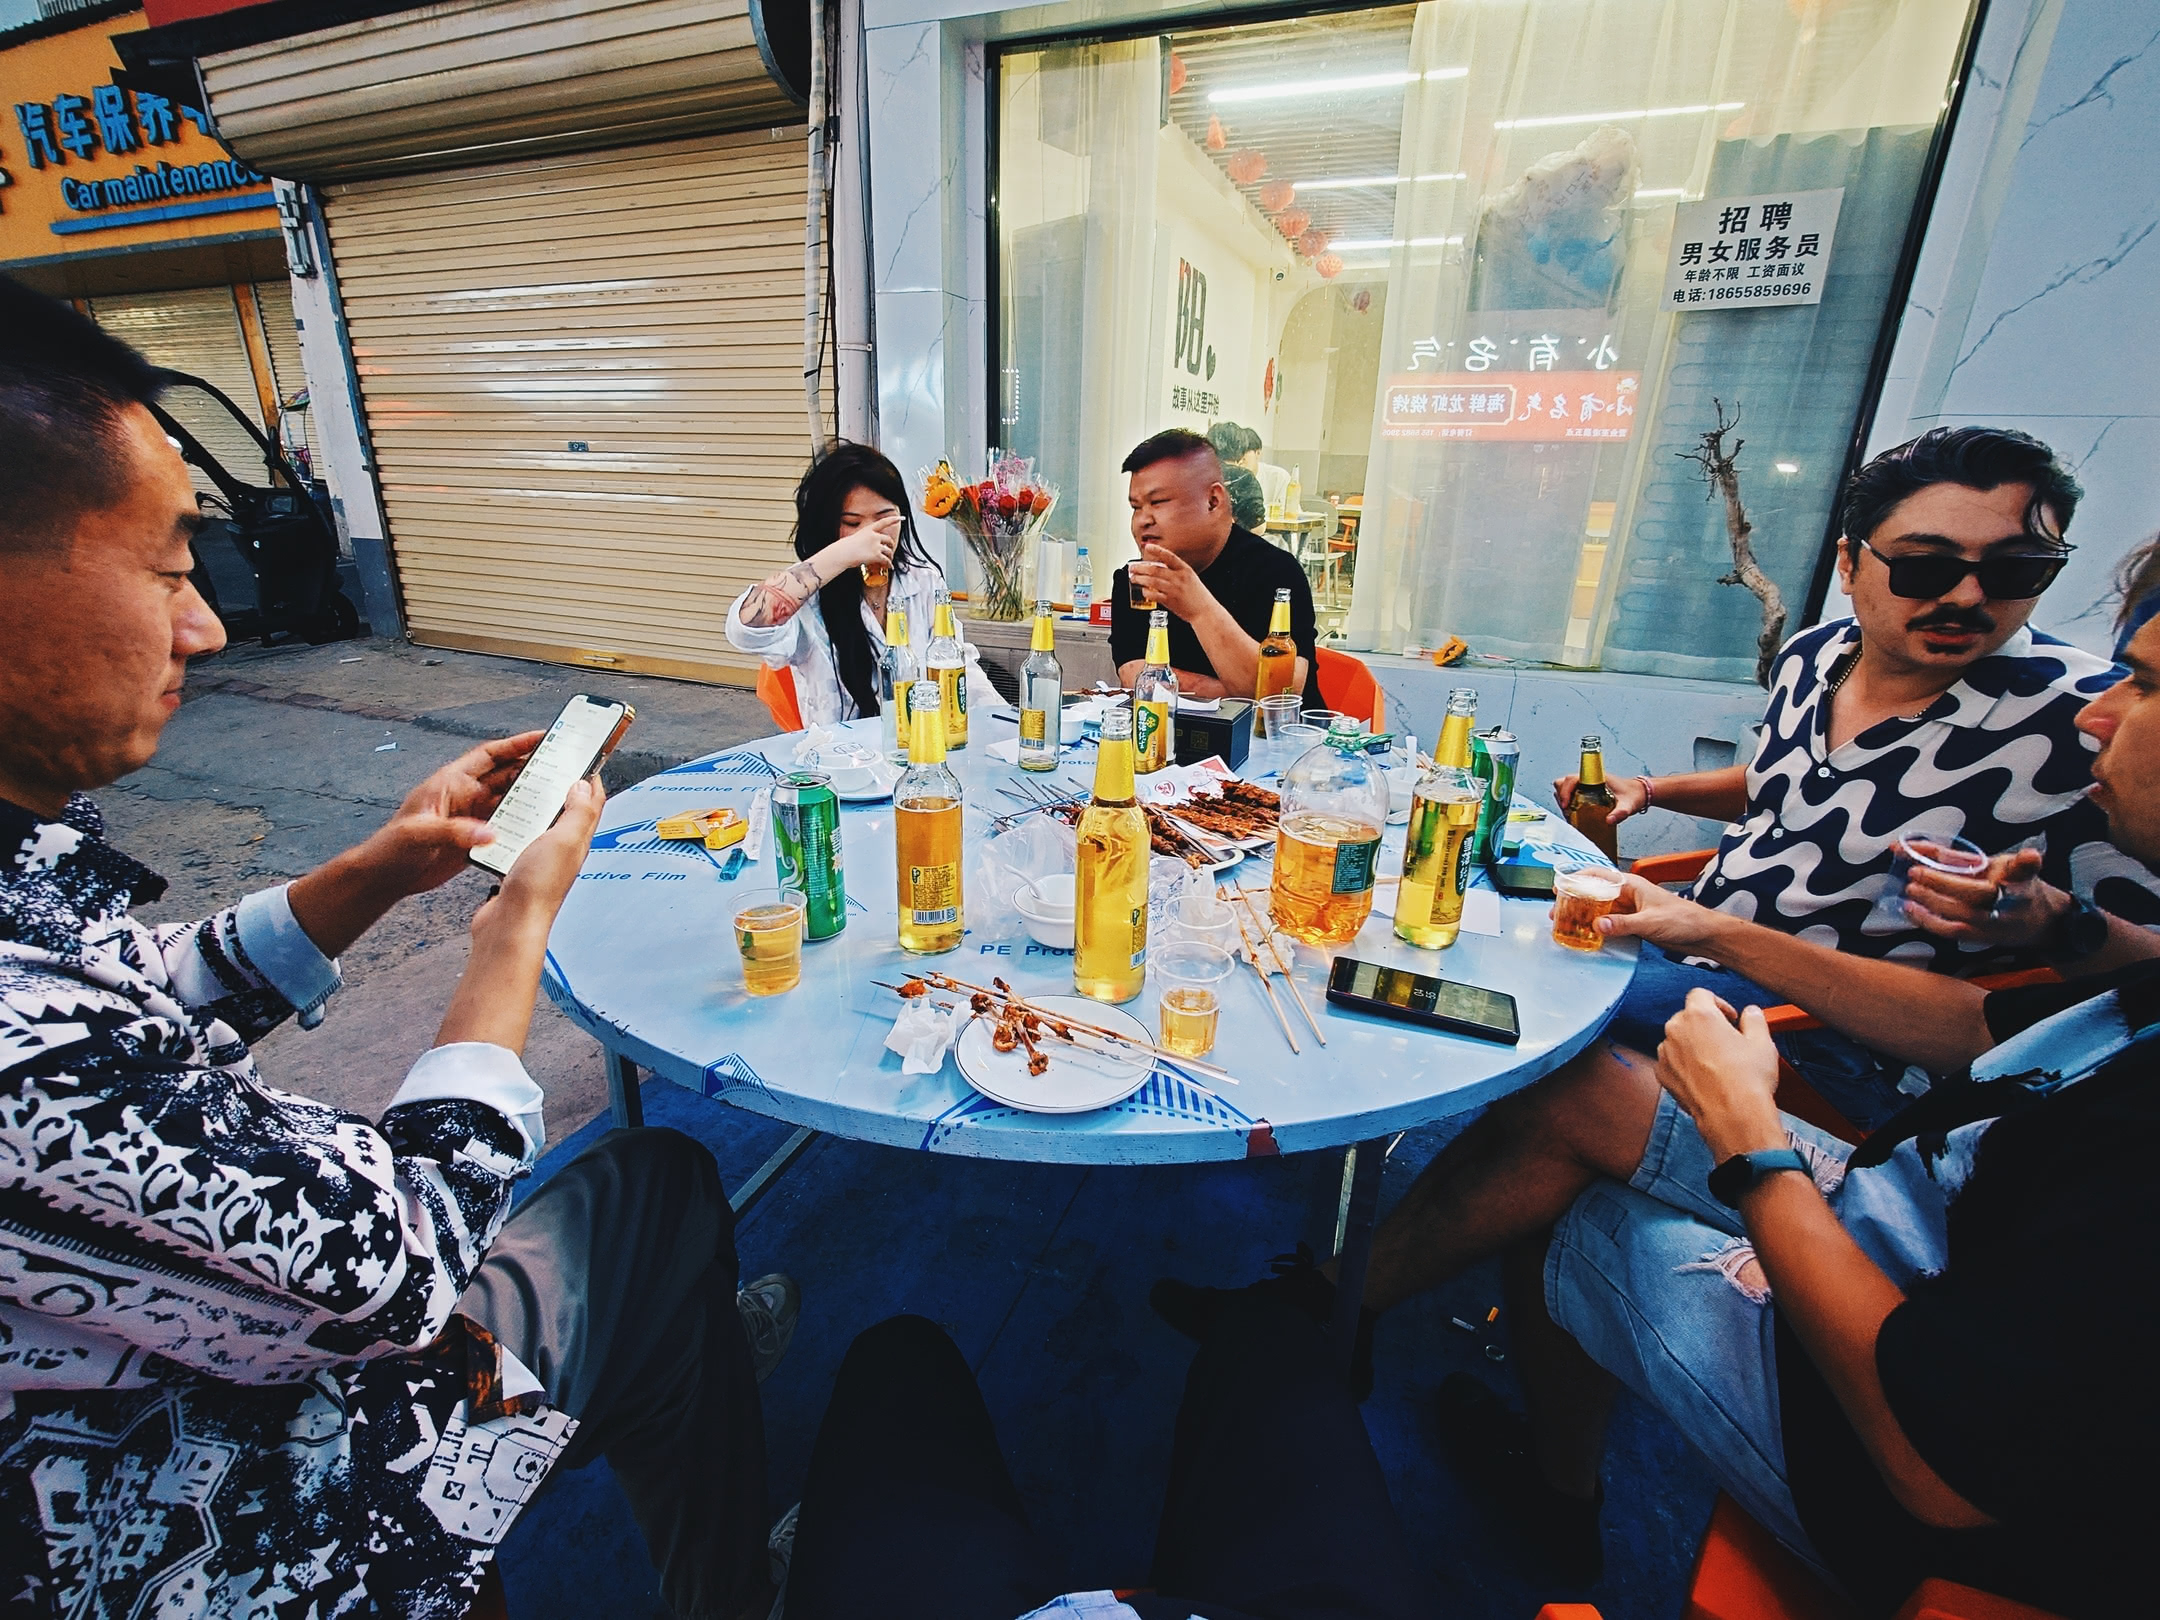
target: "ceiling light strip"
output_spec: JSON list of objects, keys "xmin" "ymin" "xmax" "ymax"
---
[{"xmin": 1494, "ymin": 101, "xmax": 1743, "ymax": 130}]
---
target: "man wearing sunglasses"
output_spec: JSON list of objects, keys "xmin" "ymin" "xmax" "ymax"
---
[{"xmin": 1551, "ymin": 425, "xmax": 2160, "ymax": 1130}]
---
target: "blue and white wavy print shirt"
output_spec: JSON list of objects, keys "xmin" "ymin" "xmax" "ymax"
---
[{"xmin": 1690, "ymin": 618, "xmax": 2160, "ymax": 967}]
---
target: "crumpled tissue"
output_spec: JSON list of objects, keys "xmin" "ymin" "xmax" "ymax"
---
[
  {"xmin": 885, "ymin": 995, "xmax": 960, "ymax": 1074},
  {"xmin": 792, "ymin": 725, "xmax": 842, "ymax": 765}
]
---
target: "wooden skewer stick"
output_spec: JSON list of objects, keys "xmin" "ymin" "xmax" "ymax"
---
[
  {"xmin": 1223, "ymin": 884, "xmax": 1328, "ymax": 1046},
  {"xmin": 1223, "ymin": 900, "xmax": 1300, "ymax": 1055}
]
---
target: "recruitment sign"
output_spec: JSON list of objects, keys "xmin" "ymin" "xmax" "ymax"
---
[
  {"xmin": 1, "ymin": 9, "xmax": 275, "ymax": 266},
  {"xmin": 1661, "ymin": 188, "xmax": 1843, "ymax": 311}
]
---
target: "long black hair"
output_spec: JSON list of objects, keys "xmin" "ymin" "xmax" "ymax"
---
[{"xmin": 793, "ymin": 441, "xmax": 934, "ymax": 717}]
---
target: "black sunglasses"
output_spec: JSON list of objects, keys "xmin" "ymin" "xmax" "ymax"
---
[{"xmin": 1854, "ymin": 538, "xmax": 2071, "ymax": 601}]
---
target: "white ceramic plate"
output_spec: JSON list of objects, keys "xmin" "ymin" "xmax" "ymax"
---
[
  {"xmin": 955, "ymin": 995, "xmax": 1154, "ymax": 1113},
  {"xmin": 836, "ymin": 780, "xmax": 895, "ymax": 802}
]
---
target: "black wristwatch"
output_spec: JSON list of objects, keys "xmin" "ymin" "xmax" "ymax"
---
[
  {"xmin": 1708, "ymin": 1148, "xmax": 1810, "ymax": 1209},
  {"xmin": 2045, "ymin": 893, "xmax": 2110, "ymax": 962}
]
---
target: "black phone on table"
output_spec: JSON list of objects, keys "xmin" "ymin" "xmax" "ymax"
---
[
  {"xmin": 469, "ymin": 694, "xmax": 634, "ymax": 877},
  {"xmin": 1325, "ymin": 956, "xmax": 1521, "ymax": 1045},
  {"xmin": 1488, "ymin": 859, "xmax": 1557, "ymax": 900}
]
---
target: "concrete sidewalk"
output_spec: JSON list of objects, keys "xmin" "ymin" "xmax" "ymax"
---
[{"xmin": 105, "ymin": 635, "xmax": 769, "ymax": 1145}]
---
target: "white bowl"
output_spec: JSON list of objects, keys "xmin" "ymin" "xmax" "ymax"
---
[
  {"xmin": 1060, "ymin": 706, "xmax": 1090, "ymax": 744},
  {"xmin": 1023, "ymin": 873, "xmax": 1077, "ymax": 918},
  {"xmin": 1014, "ymin": 897, "xmax": 1076, "ymax": 951}
]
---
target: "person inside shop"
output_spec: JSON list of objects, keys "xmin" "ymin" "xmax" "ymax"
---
[
  {"xmin": 1207, "ymin": 420, "xmax": 1288, "ymax": 514},
  {"xmin": 1112, "ymin": 428, "xmax": 1319, "ymax": 706},
  {"xmin": 0, "ymin": 277, "xmax": 798, "ymax": 1620},
  {"xmin": 775, "ymin": 1304, "xmax": 1428, "ymax": 1620},
  {"xmin": 727, "ymin": 440, "xmax": 997, "ymax": 729},
  {"xmin": 1223, "ymin": 461, "xmax": 1270, "ymax": 538},
  {"xmin": 1151, "ymin": 612, "xmax": 2160, "ymax": 1617},
  {"xmin": 1546, "ymin": 425, "xmax": 2160, "ymax": 1129}
]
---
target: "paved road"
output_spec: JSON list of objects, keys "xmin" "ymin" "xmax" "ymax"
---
[{"xmin": 104, "ymin": 634, "xmax": 769, "ymax": 1146}]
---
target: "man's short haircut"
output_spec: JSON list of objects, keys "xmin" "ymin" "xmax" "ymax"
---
[
  {"xmin": 1122, "ymin": 427, "xmax": 1222, "ymax": 481},
  {"xmin": 1841, "ymin": 425, "xmax": 2082, "ymax": 551},
  {"xmin": 1206, "ymin": 421, "xmax": 1247, "ymax": 465},
  {"xmin": 0, "ymin": 275, "xmax": 167, "ymax": 556}
]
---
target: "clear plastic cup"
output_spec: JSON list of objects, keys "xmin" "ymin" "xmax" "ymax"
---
[
  {"xmin": 1301, "ymin": 708, "xmax": 1348, "ymax": 734},
  {"xmin": 1164, "ymin": 893, "xmax": 1239, "ymax": 953},
  {"xmin": 1866, "ymin": 835, "xmax": 1988, "ymax": 928},
  {"xmin": 734, "ymin": 895, "xmax": 807, "ymax": 995},
  {"xmin": 1257, "ymin": 691, "xmax": 1303, "ymax": 744},
  {"xmin": 1154, "ymin": 941, "xmax": 1236, "ymax": 1058},
  {"xmin": 1551, "ymin": 867, "xmax": 1623, "ymax": 952}
]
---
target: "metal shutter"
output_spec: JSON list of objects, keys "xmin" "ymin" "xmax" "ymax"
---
[
  {"xmin": 321, "ymin": 127, "xmax": 830, "ymax": 681},
  {"xmin": 252, "ymin": 278, "xmax": 316, "ymax": 467},
  {"xmin": 90, "ymin": 287, "xmax": 273, "ymax": 497}
]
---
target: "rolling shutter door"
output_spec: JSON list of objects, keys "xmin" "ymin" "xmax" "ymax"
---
[
  {"xmin": 320, "ymin": 127, "xmax": 829, "ymax": 681},
  {"xmin": 89, "ymin": 287, "xmax": 272, "ymax": 497},
  {"xmin": 252, "ymin": 278, "xmax": 317, "ymax": 469}
]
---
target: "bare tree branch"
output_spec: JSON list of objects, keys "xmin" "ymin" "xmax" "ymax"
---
[{"xmin": 1680, "ymin": 398, "xmax": 1786, "ymax": 687}]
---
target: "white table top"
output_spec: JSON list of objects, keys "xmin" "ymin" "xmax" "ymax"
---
[{"xmin": 542, "ymin": 715, "xmax": 1636, "ymax": 1165}]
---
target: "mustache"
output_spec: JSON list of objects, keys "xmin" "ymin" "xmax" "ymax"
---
[{"xmin": 1908, "ymin": 607, "xmax": 1996, "ymax": 635}]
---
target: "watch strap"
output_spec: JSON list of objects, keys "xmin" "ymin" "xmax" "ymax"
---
[
  {"xmin": 2047, "ymin": 893, "xmax": 2110, "ymax": 961},
  {"xmin": 1708, "ymin": 1147, "xmax": 1810, "ymax": 1209}
]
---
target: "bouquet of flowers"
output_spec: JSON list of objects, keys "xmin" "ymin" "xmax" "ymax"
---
[{"xmin": 920, "ymin": 452, "xmax": 1060, "ymax": 621}]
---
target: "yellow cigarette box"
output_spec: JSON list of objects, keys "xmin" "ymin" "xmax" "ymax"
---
[
  {"xmin": 703, "ymin": 814, "xmax": 748, "ymax": 852},
  {"xmin": 655, "ymin": 807, "xmax": 741, "ymax": 842}
]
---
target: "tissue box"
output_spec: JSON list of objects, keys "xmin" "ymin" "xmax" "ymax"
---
[{"xmin": 1174, "ymin": 699, "xmax": 1254, "ymax": 770}]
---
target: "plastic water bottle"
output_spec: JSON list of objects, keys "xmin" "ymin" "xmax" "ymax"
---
[{"xmin": 1071, "ymin": 546, "xmax": 1092, "ymax": 615}]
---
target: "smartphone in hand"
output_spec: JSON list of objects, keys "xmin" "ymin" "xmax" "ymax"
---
[{"xmin": 469, "ymin": 695, "xmax": 634, "ymax": 877}]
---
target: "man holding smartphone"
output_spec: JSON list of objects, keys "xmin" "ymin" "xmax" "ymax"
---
[{"xmin": 0, "ymin": 280, "xmax": 792, "ymax": 1620}]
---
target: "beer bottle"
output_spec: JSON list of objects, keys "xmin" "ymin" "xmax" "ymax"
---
[
  {"xmin": 878, "ymin": 605, "xmax": 917, "ymax": 768},
  {"xmin": 1074, "ymin": 703, "xmax": 1150, "ymax": 1003},
  {"xmin": 1397, "ymin": 691, "xmax": 1481, "ymax": 950},
  {"xmin": 1253, "ymin": 587, "xmax": 1298, "ymax": 728},
  {"xmin": 1133, "ymin": 610, "xmax": 1177, "ymax": 774},
  {"xmin": 927, "ymin": 590, "xmax": 968, "ymax": 749},
  {"xmin": 1568, "ymin": 734, "xmax": 1621, "ymax": 863},
  {"xmin": 1018, "ymin": 600, "xmax": 1062, "ymax": 772},
  {"xmin": 894, "ymin": 679, "xmax": 964, "ymax": 954}
]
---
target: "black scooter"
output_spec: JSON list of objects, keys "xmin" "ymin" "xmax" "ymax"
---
[{"xmin": 150, "ymin": 368, "xmax": 360, "ymax": 646}]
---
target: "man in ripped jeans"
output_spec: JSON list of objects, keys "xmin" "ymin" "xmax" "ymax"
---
[{"xmin": 1150, "ymin": 620, "xmax": 2160, "ymax": 1618}]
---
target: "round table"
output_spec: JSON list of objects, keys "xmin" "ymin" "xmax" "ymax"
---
[{"xmin": 542, "ymin": 713, "xmax": 1636, "ymax": 1166}]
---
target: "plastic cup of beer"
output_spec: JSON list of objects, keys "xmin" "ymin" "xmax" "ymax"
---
[
  {"xmin": 1155, "ymin": 941, "xmax": 1235, "ymax": 1058},
  {"xmin": 734, "ymin": 895, "xmax": 807, "ymax": 995},
  {"xmin": 1551, "ymin": 867, "xmax": 1624, "ymax": 952},
  {"xmin": 1128, "ymin": 568, "xmax": 1158, "ymax": 610},
  {"xmin": 1166, "ymin": 893, "xmax": 1239, "ymax": 953}
]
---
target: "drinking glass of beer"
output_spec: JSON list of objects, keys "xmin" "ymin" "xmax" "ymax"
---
[
  {"xmin": 1154, "ymin": 941, "xmax": 1235, "ymax": 1057},
  {"xmin": 861, "ymin": 558, "xmax": 892, "ymax": 588},
  {"xmin": 1128, "ymin": 565, "xmax": 1158, "ymax": 610},
  {"xmin": 735, "ymin": 895, "xmax": 807, "ymax": 995},
  {"xmin": 1551, "ymin": 867, "xmax": 1624, "ymax": 952}
]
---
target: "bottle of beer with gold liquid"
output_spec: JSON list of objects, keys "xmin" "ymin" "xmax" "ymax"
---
[
  {"xmin": 879, "ymin": 605, "xmax": 917, "ymax": 768},
  {"xmin": 1567, "ymin": 734, "xmax": 1621, "ymax": 864},
  {"xmin": 927, "ymin": 589, "xmax": 968, "ymax": 750},
  {"xmin": 1271, "ymin": 719, "xmax": 1389, "ymax": 946},
  {"xmin": 1397, "ymin": 688, "xmax": 1482, "ymax": 949},
  {"xmin": 1018, "ymin": 600, "xmax": 1061, "ymax": 772},
  {"xmin": 1132, "ymin": 610, "xmax": 1177, "ymax": 774},
  {"xmin": 894, "ymin": 679, "xmax": 964, "ymax": 954},
  {"xmin": 1074, "ymin": 703, "xmax": 1150, "ymax": 1003},
  {"xmin": 1252, "ymin": 587, "xmax": 1298, "ymax": 731}
]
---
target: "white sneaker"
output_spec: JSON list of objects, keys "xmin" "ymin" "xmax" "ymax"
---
[
  {"xmin": 766, "ymin": 1502, "xmax": 798, "ymax": 1620},
  {"xmin": 737, "ymin": 1273, "xmax": 799, "ymax": 1384}
]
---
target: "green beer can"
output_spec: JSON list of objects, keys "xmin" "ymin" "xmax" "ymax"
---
[
  {"xmin": 772, "ymin": 771, "xmax": 847, "ymax": 939},
  {"xmin": 1470, "ymin": 727, "xmax": 1519, "ymax": 865}
]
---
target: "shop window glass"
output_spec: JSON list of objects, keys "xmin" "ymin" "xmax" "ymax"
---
[{"xmin": 994, "ymin": 0, "xmax": 1975, "ymax": 681}]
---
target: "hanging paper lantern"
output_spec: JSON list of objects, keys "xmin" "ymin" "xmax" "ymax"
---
[
  {"xmin": 1298, "ymin": 226, "xmax": 1332, "ymax": 257},
  {"xmin": 1168, "ymin": 52, "xmax": 1188, "ymax": 95},
  {"xmin": 1315, "ymin": 253, "xmax": 1344, "ymax": 279},
  {"xmin": 1226, "ymin": 150, "xmax": 1267, "ymax": 185},
  {"xmin": 1275, "ymin": 208, "xmax": 1311, "ymax": 240},
  {"xmin": 1206, "ymin": 115, "xmax": 1227, "ymax": 151},
  {"xmin": 1258, "ymin": 179, "xmax": 1294, "ymax": 213}
]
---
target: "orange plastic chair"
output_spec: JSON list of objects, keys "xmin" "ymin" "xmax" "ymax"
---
[
  {"xmin": 755, "ymin": 663, "xmax": 805, "ymax": 733},
  {"xmin": 1314, "ymin": 646, "xmax": 1385, "ymax": 729}
]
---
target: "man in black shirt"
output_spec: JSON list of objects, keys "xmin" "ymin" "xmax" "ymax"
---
[
  {"xmin": 1110, "ymin": 429, "xmax": 1320, "ymax": 707},
  {"xmin": 1150, "ymin": 621, "xmax": 2160, "ymax": 1616}
]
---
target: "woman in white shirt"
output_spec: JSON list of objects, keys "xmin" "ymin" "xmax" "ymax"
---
[{"xmin": 727, "ymin": 442, "xmax": 992, "ymax": 729}]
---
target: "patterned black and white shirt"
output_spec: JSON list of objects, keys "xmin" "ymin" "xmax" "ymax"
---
[
  {"xmin": 0, "ymin": 795, "xmax": 572, "ymax": 1617},
  {"xmin": 1691, "ymin": 619, "xmax": 2160, "ymax": 966}
]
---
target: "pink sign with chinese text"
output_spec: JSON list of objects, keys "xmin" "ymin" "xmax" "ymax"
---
[{"xmin": 1379, "ymin": 372, "xmax": 1641, "ymax": 442}]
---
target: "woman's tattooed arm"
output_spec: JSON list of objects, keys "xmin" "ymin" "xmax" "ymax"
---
[{"xmin": 738, "ymin": 556, "xmax": 827, "ymax": 628}]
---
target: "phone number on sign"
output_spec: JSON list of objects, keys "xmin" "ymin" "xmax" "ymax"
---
[{"xmin": 1684, "ymin": 280, "xmax": 1815, "ymax": 303}]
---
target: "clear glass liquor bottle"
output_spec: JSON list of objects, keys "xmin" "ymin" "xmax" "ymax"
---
[
  {"xmin": 927, "ymin": 590, "xmax": 968, "ymax": 750},
  {"xmin": 1132, "ymin": 610, "xmax": 1177, "ymax": 774},
  {"xmin": 1073, "ymin": 703, "xmax": 1150, "ymax": 1003},
  {"xmin": 1018, "ymin": 599, "xmax": 1062, "ymax": 771},
  {"xmin": 894, "ymin": 679, "xmax": 964, "ymax": 954}
]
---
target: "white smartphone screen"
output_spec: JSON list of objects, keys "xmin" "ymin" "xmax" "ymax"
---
[{"xmin": 470, "ymin": 696, "xmax": 628, "ymax": 877}]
